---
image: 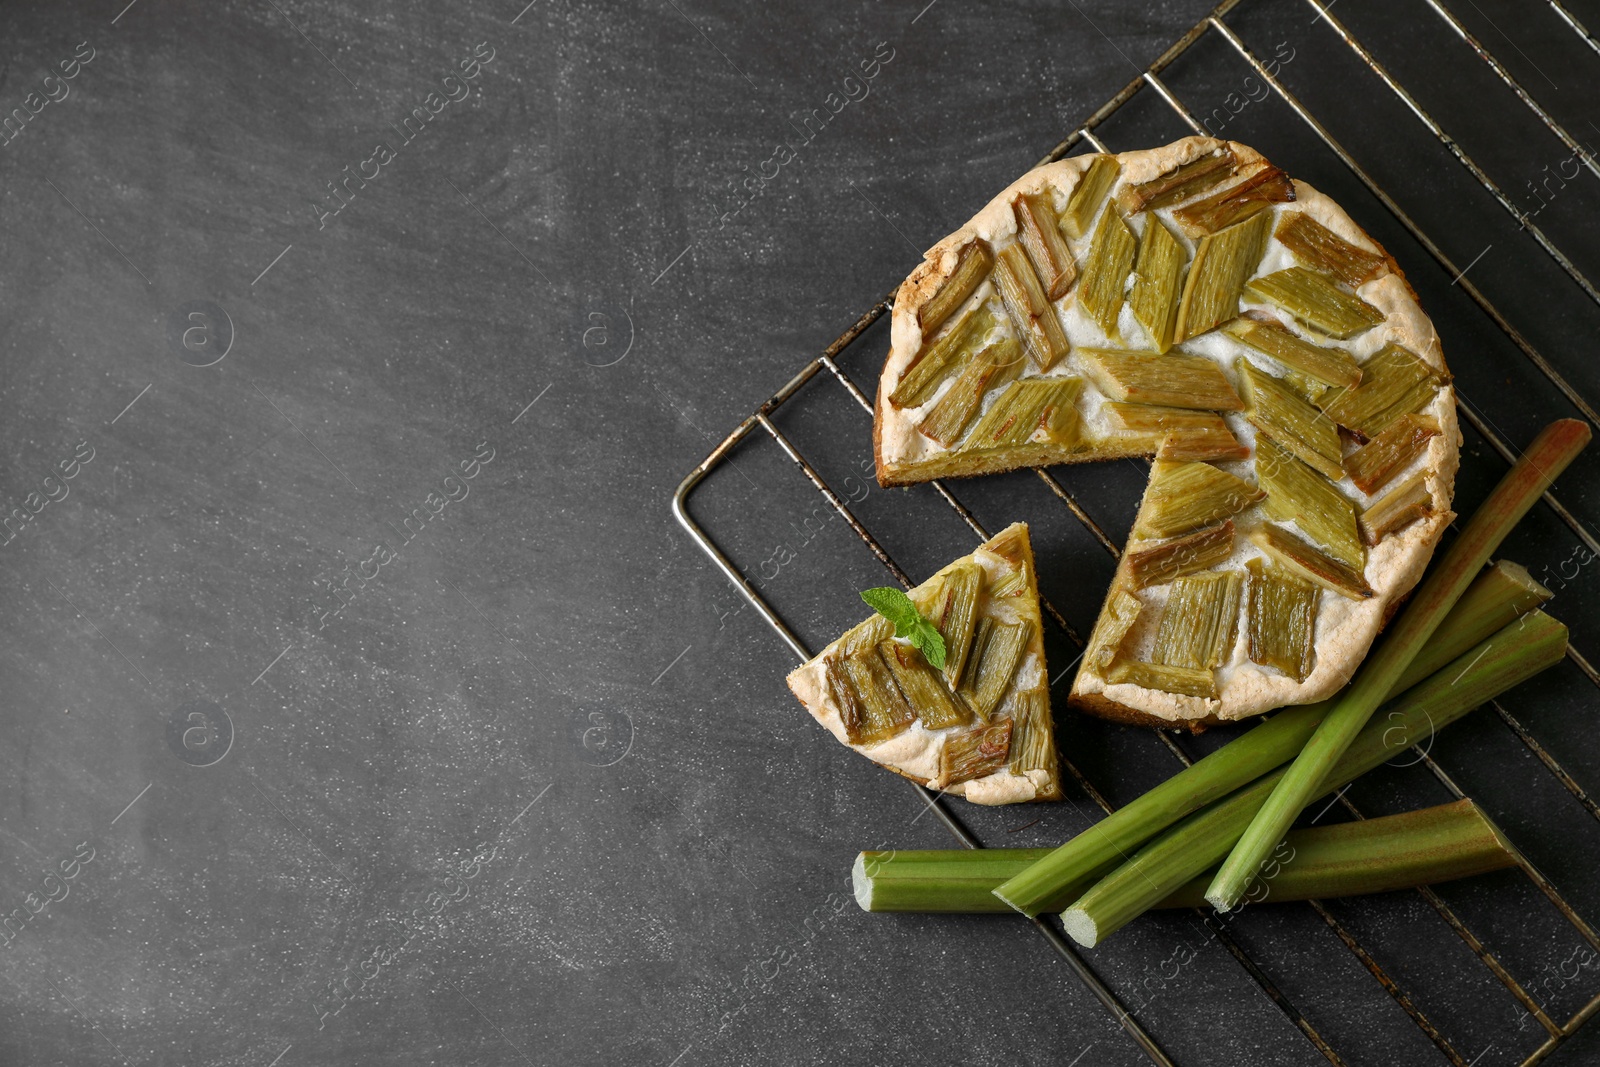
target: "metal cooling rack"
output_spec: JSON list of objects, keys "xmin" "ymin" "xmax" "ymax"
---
[{"xmin": 672, "ymin": 1, "xmax": 1600, "ymax": 1062}]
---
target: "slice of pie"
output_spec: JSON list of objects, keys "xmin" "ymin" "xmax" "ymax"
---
[
  {"xmin": 786, "ymin": 522, "xmax": 1062, "ymax": 805},
  {"xmin": 872, "ymin": 137, "xmax": 1459, "ymax": 728}
]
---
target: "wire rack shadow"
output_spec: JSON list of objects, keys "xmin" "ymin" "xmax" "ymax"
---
[{"xmin": 673, "ymin": 0, "xmax": 1600, "ymax": 1063}]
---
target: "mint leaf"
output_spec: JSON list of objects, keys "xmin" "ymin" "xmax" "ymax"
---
[
  {"xmin": 859, "ymin": 587, "xmax": 919, "ymax": 631},
  {"xmin": 859, "ymin": 586, "xmax": 947, "ymax": 670}
]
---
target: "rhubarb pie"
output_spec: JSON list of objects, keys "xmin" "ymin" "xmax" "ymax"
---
[
  {"xmin": 786, "ymin": 523, "xmax": 1062, "ymax": 805},
  {"xmin": 872, "ymin": 137, "xmax": 1458, "ymax": 727}
]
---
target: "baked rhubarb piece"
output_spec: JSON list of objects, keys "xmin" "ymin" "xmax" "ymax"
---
[
  {"xmin": 872, "ymin": 137, "xmax": 1458, "ymax": 727},
  {"xmin": 786, "ymin": 523, "xmax": 1062, "ymax": 805}
]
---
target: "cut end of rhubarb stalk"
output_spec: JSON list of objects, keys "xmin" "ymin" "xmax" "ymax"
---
[
  {"xmin": 1204, "ymin": 885, "xmax": 1244, "ymax": 913},
  {"xmin": 1061, "ymin": 907, "xmax": 1101, "ymax": 947},
  {"xmin": 852, "ymin": 853, "xmax": 874, "ymax": 911},
  {"xmin": 989, "ymin": 884, "xmax": 1027, "ymax": 916}
]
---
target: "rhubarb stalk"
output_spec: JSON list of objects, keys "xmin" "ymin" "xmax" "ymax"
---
[
  {"xmin": 1066, "ymin": 610, "xmax": 1565, "ymax": 944},
  {"xmin": 1205, "ymin": 419, "xmax": 1588, "ymax": 911},
  {"xmin": 989, "ymin": 558, "xmax": 1553, "ymax": 917},
  {"xmin": 854, "ymin": 799, "xmax": 1517, "ymax": 914}
]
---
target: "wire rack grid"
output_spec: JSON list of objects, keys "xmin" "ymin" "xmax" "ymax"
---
[{"xmin": 673, "ymin": 1, "xmax": 1600, "ymax": 1063}]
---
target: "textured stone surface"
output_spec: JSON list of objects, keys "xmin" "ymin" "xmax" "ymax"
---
[{"xmin": 3, "ymin": 1, "xmax": 1600, "ymax": 1064}]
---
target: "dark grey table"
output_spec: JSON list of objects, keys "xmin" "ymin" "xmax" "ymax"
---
[{"xmin": 5, "ymin": 1, "xmax": 1600, "ymax": 1065}]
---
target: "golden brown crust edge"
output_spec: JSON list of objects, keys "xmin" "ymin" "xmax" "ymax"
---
[
  {"xmin": 1069, "ymin": 688, "xmax": 1222, "ymax": 732},
  {"xmin": 875, "ymin": 248, "xmax": 959, "ymax": 487},
  {"xmin": 872, "ymin": 374, "xmax": 889, "ymax": 487},
  {"xmin": 783, "ymin": 672, "xmax": 942, "ymax": 787},
  {"xmin": 1011, "ymin": 521, "xmax": 1066, "ymax": 800}
]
